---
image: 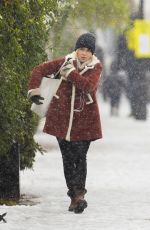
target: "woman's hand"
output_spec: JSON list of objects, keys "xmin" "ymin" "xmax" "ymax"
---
[
  {"xmin": 30, "ymin": 95, "xmax": 44, "ymax": 105},
  {"xmin": 60, "ymin": 59, "xmax": 75, "ymax": 78}
]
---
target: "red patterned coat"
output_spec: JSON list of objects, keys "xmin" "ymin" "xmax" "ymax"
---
[{"xmin": 28, "ymin": 52, "xmax": 103, "ymax": 141}]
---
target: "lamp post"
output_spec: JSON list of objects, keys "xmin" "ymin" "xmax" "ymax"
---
[{"xmin": 139, "ymin": 0, "xmax": 144, "ymax": 19}]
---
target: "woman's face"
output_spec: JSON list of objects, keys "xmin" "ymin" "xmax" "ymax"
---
[{"xmin": 76, "ymin": 47, "xmax": 93, "ymax": 63}]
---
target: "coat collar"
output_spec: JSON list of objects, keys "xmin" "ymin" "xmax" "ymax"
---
[{"xmin": 65, "ymin": 51, "xmax": 100, "ymax": 72}]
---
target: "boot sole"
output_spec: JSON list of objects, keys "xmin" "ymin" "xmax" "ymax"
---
[{"xmin": 74, "ymin": 200, "xmax": 87, "ymax": 214}]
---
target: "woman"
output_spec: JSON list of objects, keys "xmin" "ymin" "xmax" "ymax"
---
[{"xmin": 28, "ymin": 32, "xmax": 103, "ymax": 213}]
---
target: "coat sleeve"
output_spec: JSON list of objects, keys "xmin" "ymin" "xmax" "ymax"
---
[
  {"xmin": 28, "ymin": 58, "xmax": 65, "ymax": 97},
  {"xmin": 67, "ymin": 63, "xmax": 102, "ymax": 93}
]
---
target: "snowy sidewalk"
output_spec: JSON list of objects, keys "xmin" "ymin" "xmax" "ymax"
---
[{"xmin": 1, "ymin": 96, "xmax": 150, "ymax": 230}]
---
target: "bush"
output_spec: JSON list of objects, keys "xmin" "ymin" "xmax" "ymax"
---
[{"xmin": 0, "ymin": 0, "xmax": 61, "ymax": 169}]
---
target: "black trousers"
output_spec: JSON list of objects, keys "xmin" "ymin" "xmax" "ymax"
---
[{"xmin": 57, "ymin": 138, "xmax": 91, "ymax": 197}]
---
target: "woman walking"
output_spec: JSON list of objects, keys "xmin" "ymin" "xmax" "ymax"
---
[{"xmin": 28, "ymin": 32, "xmax": 103, "ymax": 213}]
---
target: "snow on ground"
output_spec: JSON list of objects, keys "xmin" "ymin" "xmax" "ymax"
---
[{"xmin": 1, "ymin": 95, "xmax": 150, "ymax": 230}]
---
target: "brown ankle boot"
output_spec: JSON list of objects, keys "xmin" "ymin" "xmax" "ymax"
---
[
  {"xmin": 68, "ymin": 196, "xmax": 87, "ymax": 213},
  {"xmin": 73, "ymin": 192, "xmax": 87, "ymax": 214},
  {"xmin": 67, "ymin": 189, "xmax": 87, "ymax": 213},
  {"xmin": 68, "ymin": 190, "xmax": 87, "ymax": 213}
]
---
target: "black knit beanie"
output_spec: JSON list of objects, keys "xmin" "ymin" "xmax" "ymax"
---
[{"xmin": 75, "ymin": 33, "xmax": 96, "ymax": 54}]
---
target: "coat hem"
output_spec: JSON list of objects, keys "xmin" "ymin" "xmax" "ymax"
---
[{"xmin": 43, "ymin": 130, "xmax": 102, "ymax": 141}]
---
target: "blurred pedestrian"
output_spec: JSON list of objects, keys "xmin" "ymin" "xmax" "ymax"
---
[
  {"xmin": 103, "ymin": 61, "xmax": 126, "ymax": 116},
  {"xmin": 28, "ymin": 32, "xmax": 103, "ymax": 213}
]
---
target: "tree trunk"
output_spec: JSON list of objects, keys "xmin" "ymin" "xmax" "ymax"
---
[{"xmin": 0, "ymin": 143, "xmax": 20, "ymax": 201}]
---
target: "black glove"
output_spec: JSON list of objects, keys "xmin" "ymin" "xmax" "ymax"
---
[{"xmin": 30, "ymin": 95, "xmax": 44, "ymax": 105}]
